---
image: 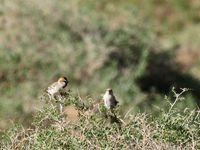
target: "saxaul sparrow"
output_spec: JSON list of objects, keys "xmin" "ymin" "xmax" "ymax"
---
[
  {"xmin": 103, "ymin": 88, "xmax": 118, "ymax": 111},
  {"xmin": 47, "ymin": 77, "xmax": 68, "ymax": 113}
]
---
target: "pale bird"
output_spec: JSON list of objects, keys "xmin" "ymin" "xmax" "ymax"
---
[
  {"xmin": 47, "ymin": 77, "xmax": 68, "ymax": 113},
  {"xmin": 103, "ymin": 88, "xmax": 118, "ymax": 110}
]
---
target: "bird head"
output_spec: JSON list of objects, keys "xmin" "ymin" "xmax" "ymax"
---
[
  {"xmin": 58, "ymin": 77, "xmax": 68, "ymax": 83},
  {"xmin": 106, "ymin": 88, "xmax": 113, "ymax": 94}
]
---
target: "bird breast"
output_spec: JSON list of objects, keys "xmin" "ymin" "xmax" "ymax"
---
[{"xmin": 103, "ymin": 93, "xmax": 111, "ymax": 100}]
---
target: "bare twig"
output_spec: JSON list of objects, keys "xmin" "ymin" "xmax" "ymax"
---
[{"xmin": 168, "ymin": 88, "xmax": 189, "ymax": 114}]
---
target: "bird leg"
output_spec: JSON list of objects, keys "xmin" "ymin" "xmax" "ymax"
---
[
  {"xmin": 59, "ymin": 103, "xmax": 63, "ymax": 114},
  {"xmin": 58, "ymin": 95, "xmax": 64, "ymax": 114},
  {"xmin": 47, "ymin": 93, "xmax": 55, "ymax": 108},
  {"xmin": 47, "ymin": 93, "xmax": 52, "ymax": 101}
]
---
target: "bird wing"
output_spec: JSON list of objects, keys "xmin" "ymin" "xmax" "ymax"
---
[
  {"xmin": 112, "ymin": 96, "xmax": 118, "ymax": 106},
  {"xmin": 48, "ymin": 82, "xmax": 63, "ymax": 91},
  {"xmin": 49, "ymin": 82, "xmax": 58, "ymax": 87}
]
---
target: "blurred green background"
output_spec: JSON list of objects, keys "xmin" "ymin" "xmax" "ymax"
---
[{"xmin": 0, "ymin": 0, "xmax": 200, "ymax": 129}]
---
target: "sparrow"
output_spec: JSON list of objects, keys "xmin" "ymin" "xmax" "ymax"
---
[
  {"xmin": 47, "ymin": 77, "xmax": 68, "ymax": 113},
  {"xmin": 103, "ymin": 88, "xmax": 118, "ymax": 110}
]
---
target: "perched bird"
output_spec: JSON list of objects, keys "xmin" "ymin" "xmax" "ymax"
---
[
  {"xmin": 47, "ymin": 77, "xmax": 68, "ymax": 113},
  {"xmin": 47, "ymin": 77, "xmax": 68, "ymax": 99},
  {"xmin": 103, "ymin": 88, "xmax": 118, "ymax": 110}
]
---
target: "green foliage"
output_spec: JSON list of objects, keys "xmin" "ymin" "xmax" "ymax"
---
[
  {"xmin": 0, "ymin": 89, "xmax": 199, "ymax": 149},
  {"xmin": 1, "ymin": 0, "xmax": 200, "ymax": 131}
]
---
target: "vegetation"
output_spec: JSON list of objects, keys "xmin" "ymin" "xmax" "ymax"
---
[
  {"xmin": 0, "ymin": 0, "xmax": 200, "ymax": 149},
  {"xmin": 0, "ymin": 88, "xmax": 199, "ymax": 149}
]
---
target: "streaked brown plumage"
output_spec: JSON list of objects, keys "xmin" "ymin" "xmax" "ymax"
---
[
  {"xmin": 47, "ymin": 77, "xmax": 68, "ymax": 99},
  {"xmin": 47, "ymin": 77, "xmax": 68, "ymax": 113}
]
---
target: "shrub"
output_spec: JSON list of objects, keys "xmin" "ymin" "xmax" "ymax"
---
[{"xmin": 0, "ymin": 88, "xmax": 199, "ymax": 149}]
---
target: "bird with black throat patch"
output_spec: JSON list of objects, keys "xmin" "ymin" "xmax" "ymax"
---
[{"xmin": 47, "ymin": 77, "xmax": 68, "ymax": 113}]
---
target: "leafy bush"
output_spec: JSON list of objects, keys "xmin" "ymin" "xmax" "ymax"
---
[
  {"xmin": 0, "ymin": 0, "xmax": 200, "ymax": 131},
  {"xmin": 0, "ymin": 88, "xmax": 199, "ymax": 149}
]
